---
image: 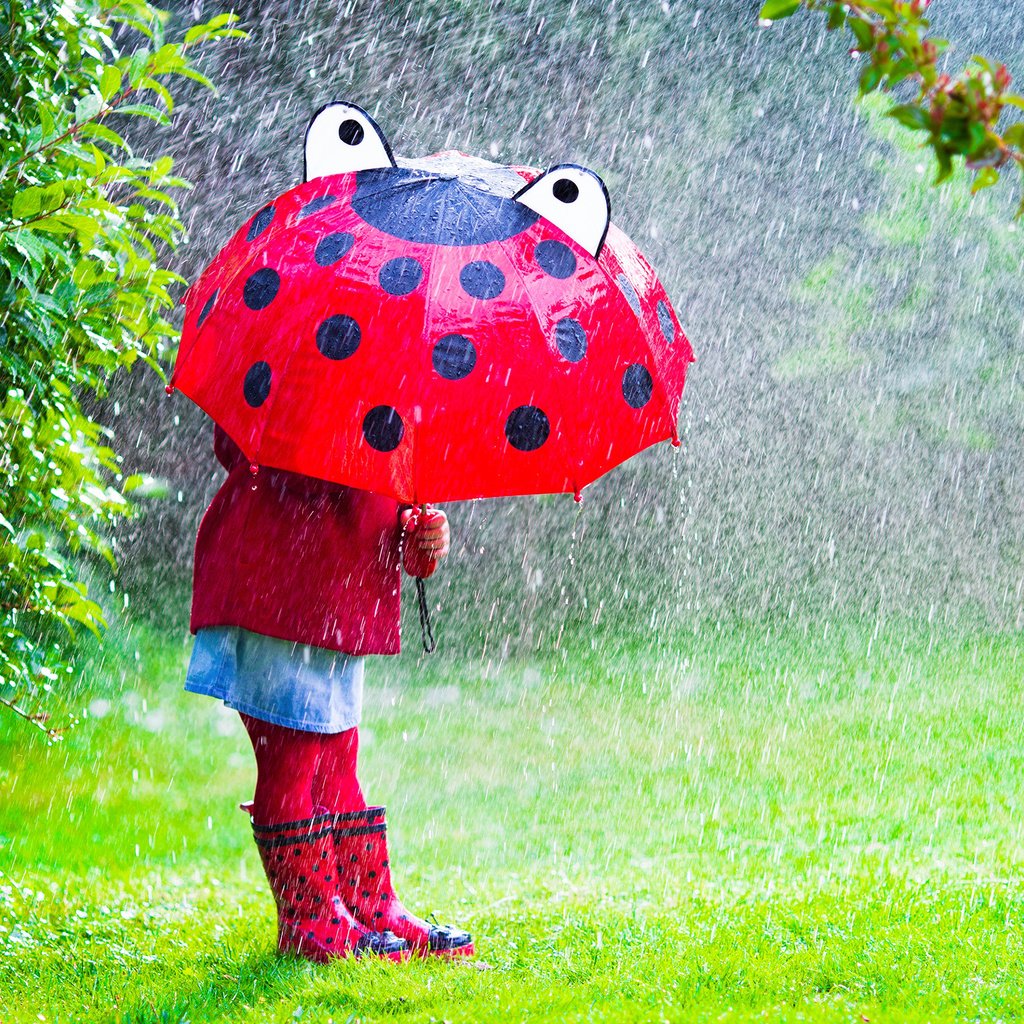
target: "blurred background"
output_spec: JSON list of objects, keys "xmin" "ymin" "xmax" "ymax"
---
[{"xmin": 109, "ymin": 0, "xmax": 1024, "ymax": 655}]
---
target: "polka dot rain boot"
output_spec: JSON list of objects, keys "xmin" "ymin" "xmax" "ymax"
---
[
  {"xmin": 249, "ymin": 811, "xmax": 410, "ymax": 962},
  {"xmin": 331, "ymin": 806, "xmax": 474, "ymax": 957}
]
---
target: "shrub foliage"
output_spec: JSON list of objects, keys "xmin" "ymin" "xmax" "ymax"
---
[
  {"xmin": 760, "ymin": 0, "xmax": 1024, "ymax": 209},
  {"xmin": 0, "ymin": 1, "xmax": 242, "ymax": 735}
]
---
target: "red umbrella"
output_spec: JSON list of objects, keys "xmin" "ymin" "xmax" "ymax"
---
[{"xmin": 171, "ymin": 102, "xmax": 693, "ymax": 504}]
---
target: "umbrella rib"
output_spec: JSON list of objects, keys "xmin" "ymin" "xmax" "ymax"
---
[
  {"xmin": 496, "ymin": 232, "xmax": 680, "ymax": 495},
  {"xmin": 414, "ymin": 193, "xmax": 449, "ymax": 506},
  {"xmin": 495, "ymin": 231, "xmax": 580, "ymax": 499}
]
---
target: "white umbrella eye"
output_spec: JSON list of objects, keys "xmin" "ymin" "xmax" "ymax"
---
[
  {"xmin": 303, "ymin": 101, "xmax": 396, "ymax": 182},
  {"xmin": 513, "ymin": 164, "xmax": 611, "ymax": 258}
]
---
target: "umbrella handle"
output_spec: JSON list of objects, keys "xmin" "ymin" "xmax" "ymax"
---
[
  {"xmin": 416, "ymin": 577, "xmax": 436, "ymax": 654},
  {"xmin": 401, "ymin": 504, "xmax": 439, "ymax": 653}
]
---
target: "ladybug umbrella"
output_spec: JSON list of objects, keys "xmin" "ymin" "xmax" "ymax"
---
[{"xmin": 170, "ymin": 102, "xmax": 694, "ymax": 506}]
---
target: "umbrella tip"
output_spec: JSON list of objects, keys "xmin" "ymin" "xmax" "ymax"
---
[
  {"xmin": 164, "ymin": 384, "xmax": 175, "ymax": 396},
  {"xmin": 573, "ymin": 488, "xmax": 583, "ymax": 503},
  {"xmin": 670, "ymin": 426, "xmax": 681, "ymax": 448}
]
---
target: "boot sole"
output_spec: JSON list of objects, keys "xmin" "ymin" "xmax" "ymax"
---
[{"xmin": 279, "ymin": 930, "xmax": 412, "ymax": 963}]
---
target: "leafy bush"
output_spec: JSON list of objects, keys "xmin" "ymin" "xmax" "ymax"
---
[
  {"xmin": 759, "ymin": 0, "xmax": 1024, "ymax": 209},
  {"xmin": 0, "ymin": 0, "xmax": 243, "ymax": 736}
]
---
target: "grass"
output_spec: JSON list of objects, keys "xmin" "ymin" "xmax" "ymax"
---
[{"xmin": 2, "ymin": 614, "xmax": 1024, "ymax": 1022}]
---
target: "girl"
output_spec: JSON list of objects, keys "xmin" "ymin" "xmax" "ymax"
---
[{"xmin": 183, "ymin": 425, "xmax": 474, "ymax": 961}]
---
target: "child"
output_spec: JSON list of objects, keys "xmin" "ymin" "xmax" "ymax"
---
[{"xmin": 184, "ymin": 425, "xmax": 473, "ymax": 961}]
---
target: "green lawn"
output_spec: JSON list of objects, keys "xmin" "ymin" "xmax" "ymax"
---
[{"xmin": 2, "ymin": 615, "xmax": 1023, "ymax": 1022}]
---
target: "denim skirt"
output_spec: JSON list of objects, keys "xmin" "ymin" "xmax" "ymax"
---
[{"xmin": 184, "ymin": 626, "xmax": 364, "ymax": 733}]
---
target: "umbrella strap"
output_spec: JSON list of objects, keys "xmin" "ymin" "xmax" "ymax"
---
[{"xmin": 416, "ymin": 577, "xmax": 436, "ymax": 654}]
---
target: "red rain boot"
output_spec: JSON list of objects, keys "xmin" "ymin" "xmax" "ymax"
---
[
  {"xmin": 249, "ymin": 810, "xmax": 410, "ymax": 962},
  {"xmin": 331, "ymin": 806, "xmax": 474, "ymax": 957}
]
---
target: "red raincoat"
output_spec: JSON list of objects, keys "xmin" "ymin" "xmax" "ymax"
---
[{"xmin": 190, "ymin": 428, "xmax": 402, "ymax": 654}]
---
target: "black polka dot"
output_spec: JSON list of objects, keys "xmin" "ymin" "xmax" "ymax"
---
[
  {"xmin": 299, "ymin": 195, "xmax": 337, "ymax": 219},
  {"xmin": 339, "ymin": 119, "xmax": 364, "ymax": 145},
  {"xmin": 316, "ymin": 315, "xmax": 361, "ymax": 360},
  {"xmin": 246, "ymin": 205, "xmax": 274, "ymax": 241},
  {"xmin": 314, "ymin": 232, "xmax": 354, "ymax": 267},
  {"xmin": 432, "ymin": 334, "xmax": 476, "ymax": 380},
  {"xmin": 460, "ymin": 261, "xmax": 505, "ymax": 300},
  {"xmin": 363, "ymin": 406, "xmax": 404, "ymax": 452},
  {"xmin": 657, "ymin": 300, "xmax": 676, "ymax": 343},
  {"xmin": 505, "ymin": 406, "xmax": 550, "ymax": 451},
  {"xmin": 379, "ymin": 256, "xmax": 423, "ymax": 296},
  {"xmin": 243, "ymin": 361, "xmax": 272, "ymax": 407},
  {"xmin": 552, "ymin": 178, "xmax": 579, "ymax": 203},
  {"xmin": 197, "ymin": 289, "xmax": 218, "ymax": 328},
  {"xmin": 555, "ymin": 319, "xmax": 587, "ymax": 362},
  {"xmin": 618, "ymin": 274, "xmax": 641, "ymax": 316},
  {"xmin": 622, "ymin": 363, "xmax": 653, "ymax": 408},
  {"xmin": 242, "ymin": 268, "xmax": 280, "ymax": 310},
  {"xmin": 535, "ymin": 240, "xmax": 576, "ymax": 279}
]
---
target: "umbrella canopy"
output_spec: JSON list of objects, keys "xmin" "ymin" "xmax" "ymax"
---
[{"xmin": 171, "ymin": 103, "xmax": 693, "ymax": 504}]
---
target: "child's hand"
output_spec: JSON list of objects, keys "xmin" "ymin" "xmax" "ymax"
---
[{"xmin": 400, "ymin": 507, "xmax": 450, "ymax": 578}]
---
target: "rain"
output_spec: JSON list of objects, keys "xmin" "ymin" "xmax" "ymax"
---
[{"xmin": 2, "ymin": 0, "xmax": 1024, "ymax": 1019}]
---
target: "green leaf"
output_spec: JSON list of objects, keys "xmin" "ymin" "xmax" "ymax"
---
[
  {"xmin": 174, "ymin": 66, "xmax": 215, "ymax": 91},
  {"xmin": 8, "ymin": 230, "xmax": 61, "ymax": 271},
  {"xmin": 971, "ymin": 166, "xmax": 1000, "ymax": 193},
  {"xmin": 72, "ymin": 259, "xmax": 104, "ymax": 289},
  {"xmin": 38, "ymin": 103, "xmax": 56, "ymax": 140},
  {"xmin": 140, "ymin": 76, "xmax": 174, "ymax": 113},
  {"xmin": 1003, "ymin": 123, "xmax": 1024, "ymax": 148},
  {"xmin": 12, "ymin": 183, "xmax": 65, "ymax": 220},
  {"xmin": 859, "ymin": 66, "xmax": 883, "ymax": 95},
  {"xmin": 888, "ymin": 104, "xmax": 931, "ymax": 131},
  {"xmin": 151, "ymin": 43, "xmax": 184, "ymax": 74},
  {"xmin": 74, "ymin": 92, "xmax": 103, "ymax": 124},
  {"xmin": 759, "ymin": 0, "xmax": 801, "ymax": 19},
  {"xmin": 116, "ymin": 102, "xmax": 170, "ymax": 124},
  {"xmin": 184, "ymin": 24, "xmax": 212, "ymax": 45},
  {"xmin": 21, "ymin": 216, "xmax": 73, "ymax": 236},
  {"xmin": 150, "ymin": 155, "xmax": 174, "ymax": 178},
  {"xmin": 848, "ymin": 17, "xmax": 874, "ymax": 51},
  {"xmin": 886, "ymin": 57, "xmax": 918, "ymax": 86},
  {"xmin": 127, "ymin": 51, "xmax": 151, "ymax": 88},
  {"xmin": 77, "ymin": 121, "xmax": 131, "ymax": 152},
  {"xmin": 98, "ymin": 65, "xmax": 122, "ymax": 102},
  {"xmin": 12, "ymin": 186, "xmax": 45, "ymax": 220},
  {"xmin": 934, "ymin": 149, "xmax": 954, "ymax": 184}
]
